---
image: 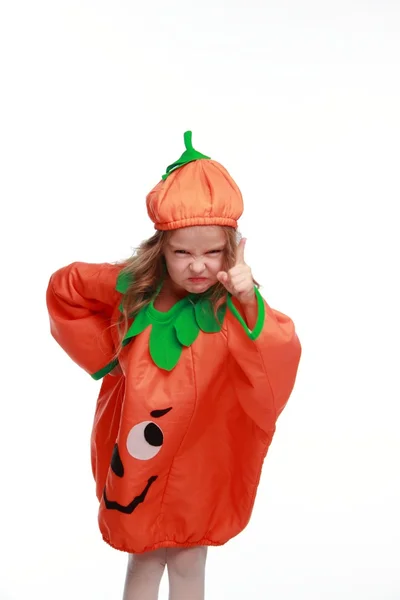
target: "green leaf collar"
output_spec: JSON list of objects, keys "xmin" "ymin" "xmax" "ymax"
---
[
  {"xmin": 115, "ymin": 271, "xmax": 266, "ymax": 373},
  {"xmin": 117, "ymin": 271, "xmax": 226, "ymax": 371}
]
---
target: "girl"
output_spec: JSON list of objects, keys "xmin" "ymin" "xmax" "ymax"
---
[{"xmin": 46, "ymin": 131, "xmax": 301, "ymax": 599}]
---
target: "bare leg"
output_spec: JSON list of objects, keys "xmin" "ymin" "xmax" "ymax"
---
[
  {"xmin": 122, "ymin": 548, "xmax": 167, "ymax": 600},
  {"xmin": 167, "ymin": 546, "xmax": 208, "ymax": 600}
]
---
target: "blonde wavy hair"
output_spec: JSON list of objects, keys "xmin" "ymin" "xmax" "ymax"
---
[{"xmin": 117, "ymin": 226, "xmax": 246, "ymax": 341}]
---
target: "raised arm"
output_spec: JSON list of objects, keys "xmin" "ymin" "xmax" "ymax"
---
[{"xmin": 46, "ymin": 261, "xmax": 122, "ymax": 379}]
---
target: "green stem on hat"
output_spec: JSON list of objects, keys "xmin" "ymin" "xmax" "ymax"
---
[
  {"xmin": 162, "ymin": 131, "xmax": 211, "ymax": 180},
  {"xmin": 184, "ymin": 131, "xmax": 194, "ymax": 150}
]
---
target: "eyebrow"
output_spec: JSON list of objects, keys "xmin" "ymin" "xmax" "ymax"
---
[
  {"xmin": 150, "ymin": 407, "xmax": 173, "ymax": 418},
  {"xmin": 169, "ymin": 244, "xmax": 225, "ymax": 250}
]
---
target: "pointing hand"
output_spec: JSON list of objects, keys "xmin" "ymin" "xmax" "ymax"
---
[{"xmin": 217, "ymin": 238, "xmax": 255, "ymax": 305}]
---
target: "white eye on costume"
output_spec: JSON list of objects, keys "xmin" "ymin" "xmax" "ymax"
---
[{"xmin": 126, "ymin": 421, "xmax": 164, "ymax": 460}]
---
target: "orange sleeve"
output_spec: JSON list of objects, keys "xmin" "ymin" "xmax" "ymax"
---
[
  {"xmin": 46, "ymin": 262, "xmax": 122, "ymax": 379},
  {"xmin": 226, "ymin": 288, "xmax": 301, "ymax": 433}
]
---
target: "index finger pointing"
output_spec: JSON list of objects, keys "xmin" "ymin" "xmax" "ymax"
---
[{"xmin": 235, "ymin": 237, "xmax": 246, "ymax": 265}]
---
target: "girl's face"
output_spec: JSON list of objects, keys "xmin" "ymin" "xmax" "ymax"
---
[{"xmin": 164, "ymin": 226, "xmax": 226, "ymax": 294}]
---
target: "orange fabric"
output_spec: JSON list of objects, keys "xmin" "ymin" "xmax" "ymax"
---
[
  {"xmin": 146, "ymin": 160, "xmax": 243, "ymax": 230},
  {"xmin": 47, "ymin": 262, "xmax": 301, "ymax": 554},
  {"xmin": 46, "ymin": 262, "xmax": 121, "ymax": 375}
]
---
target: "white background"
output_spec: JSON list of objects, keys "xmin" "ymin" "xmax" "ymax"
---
[{"xmin": 1, "ymin": 1, "xmax": 399, "ymax": 598}]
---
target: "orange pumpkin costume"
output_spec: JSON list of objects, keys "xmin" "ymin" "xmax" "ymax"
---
[{"xmin": 46, "ymin": 132, "xmax": 301, "ymax": 554}]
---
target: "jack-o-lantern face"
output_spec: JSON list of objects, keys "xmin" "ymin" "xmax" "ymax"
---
[{"xmin": 103, "ymin": 407, "xmax": 172, "ymax": 514}]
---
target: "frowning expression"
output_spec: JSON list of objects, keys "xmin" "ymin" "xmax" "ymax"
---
[{"xmin": 164, "ymin": 226, "xmax": 226, "ymax": 294}]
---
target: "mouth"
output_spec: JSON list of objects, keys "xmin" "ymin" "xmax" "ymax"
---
[
  {"xmin": 103, "ymin": 476, "xmax": 157, "ymax": 514},
  {"xmin": 188, "ymin": 278, "xmax": 208, "ymax": 283}
]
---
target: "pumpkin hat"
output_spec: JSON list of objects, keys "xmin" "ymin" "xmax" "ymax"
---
[{"xmin": 146, "ymin": 131, "xmax": 244, "ymax": 230}]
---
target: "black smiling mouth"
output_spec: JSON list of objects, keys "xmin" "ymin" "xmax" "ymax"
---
[{"xmin": 103, "ymin": 475, "xmax": 158, "ymax": 514}]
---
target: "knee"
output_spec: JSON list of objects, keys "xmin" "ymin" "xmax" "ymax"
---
[
  {"xmin": 167, "ymin": 546, "xmax": 207, "ymax": 578},
  {"xmin": 127, "ymin": 548, "xmax": 167, "ymax": 574}
]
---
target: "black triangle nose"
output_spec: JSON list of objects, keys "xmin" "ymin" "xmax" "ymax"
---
[{"xmin": 111, "ymin": 444, "xmax": 124, "ymax": 478}]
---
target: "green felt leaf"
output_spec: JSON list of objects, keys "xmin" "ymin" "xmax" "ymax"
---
[
  {"xmin": 123, "ymin": 308, "xmax": 151, "ymax": 343},
  {"xmin": 149, "ymin": 322, "xmax": 183, "ymax": 371},
  {"xmin": 174, "ymin": 302, "xmax": 200, "ymax": 346},
  {"xmin": 116, "ymin": 270, "xmax": 133, "ymax": 293},
  {"xmin": 194, "ymin": 298, "xmax": 226, "ymax": 333},
  {"xmin": 117, "ymin": 270, "xmax": 134, "ymax": 313}
]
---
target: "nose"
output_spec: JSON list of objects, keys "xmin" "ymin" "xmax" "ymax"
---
[{"xmin": 189, "ymin": 259, "xmax": 206, "ymax": 274}]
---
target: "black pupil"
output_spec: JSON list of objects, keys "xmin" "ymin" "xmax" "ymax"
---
[{"xmin": 144, "ymin": 423, "xmax": 163, "ymax": 447}]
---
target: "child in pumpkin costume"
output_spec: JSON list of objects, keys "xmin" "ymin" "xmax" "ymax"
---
[{"xmin": 46, "ymin": 132, "xmax": 301, "ymax": 600}]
